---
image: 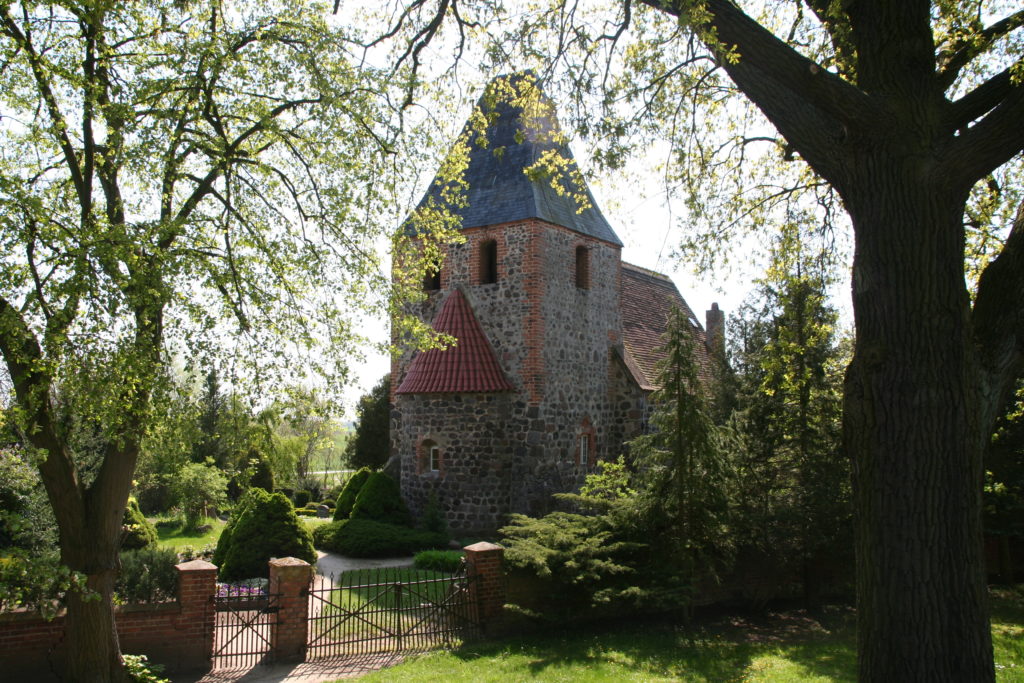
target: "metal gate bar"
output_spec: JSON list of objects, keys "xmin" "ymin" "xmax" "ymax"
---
[
  {"xmin": 306, "ymin": 564, "xmax": 478, "ymax": 660},
  {"xmin": 212, "ymin": 584, "xmax": 281, "ymax": 669}
]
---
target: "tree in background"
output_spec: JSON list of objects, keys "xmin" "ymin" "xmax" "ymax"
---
[
  {"xmin": 729, "ymin": 227, "xmax": 850, "ymax": 600},
  {"xmin": 985, "ymin": 379, "xmax": 1024, "ymax": 583},
  {"xmin": 170, "ymin": 462, "xmax": 228, "ymax": 532},
  {"xmin": 628, "ymin": 307, "xmax": 734, "ymax": 613},
  {"xmin": 0, "ymin": 2, "xmax": 459, "ymax": 678},
  {"xmin": 345, "ymin": 374, "xmax": 391, "ymax": 471}
]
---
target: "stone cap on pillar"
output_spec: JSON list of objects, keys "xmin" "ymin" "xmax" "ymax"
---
[
  {"xmin": 464, "ymin": 542, "xmax": 503, "ymax": 553},
  {"xmin": 269, "ymin": 557, "xmax": 312, "ymax": 568},
  {"xmin": 175, "ymin": 559, "xmax": 217, "ymax": 572}
]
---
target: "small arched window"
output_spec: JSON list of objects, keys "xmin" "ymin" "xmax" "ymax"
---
[
  {"xmin": 575, "ymin": 417, "xmax": 596, "ymax": 468},
  {"xmin": 423, "ymin": 268, "xmax": 441, "ymax": 292},
  {"xmin": 419, "ymin": 439, "xmax": 442, "ymax": 474},
  {"xmin": 575, "ymin": 246, "xmax": 590, "ymax": 290},
  {"xmin": 480, "ymin": 240, "xmax": 498, "ymax": 284}
]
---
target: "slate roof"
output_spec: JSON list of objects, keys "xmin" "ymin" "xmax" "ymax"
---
[
  {"xmin": 414, "ymin": 73, "xmax": 623, "ymax": 246},
  {"xmin": 396, "ymin": 289, "xmax": 515, "ymax": 394},
  {"xmin": 620, "ymin": 262, "xmax": 714, "ymax": 390}
]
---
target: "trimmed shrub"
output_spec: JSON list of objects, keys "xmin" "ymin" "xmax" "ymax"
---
[
  {"xmin": 303, "ymin": 502, "xmax": 320, "ymax": 511},
  {"xmin": 116, "ymin": 547, "xmax": 179, "ymax": 604},
  {"xmin": 294, "ymin": 489, "xmax": 312, "ymax": 508},
  {"xmin": 322, "ymin": 498, "xmax": 335, "ymax": 509},
  {"xmin": 420, "ymin": 491, "xmax": 447, "ymax": 536},
  {"xmin": 313, "ymin": 519, "xmax": 445, "ymax": 558},
  {"xmin": 350, "ymin": 471, "xmax": 411, "ymax": 527},
  {"xmin": 249, "ymin": 451, "xmax": 275, "ymax": 493},
  {"xmin": 295, "ymin": 508, "xmax": 318, "ymax": 517},
  {"xmin": 333, "ymin": 468, "xmax": 371, "ymax": 521},
  {"xmin": 413, "ymin": 549, "xmax": 464, "ymax": 573},
  {"xmin": 216, "ymin": 488, "xmax": 317, "ymax": 581},
  {"xmin": 122, "ymin": 497, "xmax": 158, "ymax": 550}
]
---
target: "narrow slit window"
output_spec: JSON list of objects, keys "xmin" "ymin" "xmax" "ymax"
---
[
  {"xmin": 575, "ymin": 246, "xmax": 590, "ymax": 289},
  {"xmin": 429, "ymin": 446, "xmax": 441, "ymax": 472},
  {"xmin": 579, "ymin": 434, "xmax": 590, "ymax": 466},
  {"xmin": 480, "ymin": 240, "xmax": 498, "ymax": 284}
]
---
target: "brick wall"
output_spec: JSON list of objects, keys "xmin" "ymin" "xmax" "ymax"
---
[{"xmin": 0, "ymin": 559, "xmax": 215, "ymax": 678}]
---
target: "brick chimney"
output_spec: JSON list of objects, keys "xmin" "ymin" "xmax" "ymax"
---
[{"xmin": 705, "ymin": 302, "xmax": 725, "ymax": 358}]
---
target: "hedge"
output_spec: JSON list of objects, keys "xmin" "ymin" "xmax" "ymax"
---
[
  {"xmin": 350, "ymin": 471, "xmax": 411, "ymax": 527},
  {"xmin": 312, "ymin": 519, "xmax": 446, "ymax": 558},
  {"xmin": 333, "ymin": 468, "xmax": 371, "ymax": 521},
  {"xmin": 215, "ymin": 488, "xmax": 316, "ymax": 581}
]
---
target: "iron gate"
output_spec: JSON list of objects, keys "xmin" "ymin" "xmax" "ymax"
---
[
  {"xmin": 212, "ymin": 584, "xmax": 282, "ymax": 669},
  {"xmin": 306, "ymin": 564, "xmax": 479, "ymax": 659}
]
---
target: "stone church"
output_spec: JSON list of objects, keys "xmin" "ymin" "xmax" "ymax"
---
[{"xmin": 391, "ymin": 75, "xmax": 722, "ymax": 535}]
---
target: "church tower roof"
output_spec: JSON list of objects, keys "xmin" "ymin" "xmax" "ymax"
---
[
  {"xmin": 417, "ymin": 73, "xmax": 623, "ymax": 246},
  {"xmin": 395, "ymin": 289, "xmax": 515, "ymax": 394}
]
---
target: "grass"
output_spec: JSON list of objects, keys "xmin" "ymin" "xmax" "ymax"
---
[
  {"xmin": 352, "ymin": 586, "xmax": 1024, "ymax": 682},
  {"xmin": 153, "ymin": 516, "xmax": 225, "ymax": 551}
]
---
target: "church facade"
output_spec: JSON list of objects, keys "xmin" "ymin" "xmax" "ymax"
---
[{"xmin": 390, "ymin": 75, "xmax": 721, "ymax": 535}]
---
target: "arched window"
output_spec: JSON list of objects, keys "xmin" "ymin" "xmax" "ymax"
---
[
  {"xmin": 423, "ymin": 268, "xmax": 441, "ymax": 292},
  {"xmin": 480, "ymin": 240, "xmax": 498, "ymax": 284},
  {"xmin": 419, "ymin": 439, "xmax": 442, "ymax": 474},
  {"xmin": 575, "ymin": 246, "xmax": 590, "ymax": 289},
  {"xmin": 575, "ymin": 417, "xmax": 596, "ymax": 468}
]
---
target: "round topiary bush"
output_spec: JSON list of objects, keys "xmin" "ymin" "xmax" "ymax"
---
[
  {"xmin": 215, "ymin": 488, "xmax": 316, "ymax": 581},
  {"xmin": 350, "ymin": 471, "xmax": 411, "ymax": 527},
  {"xmin": 333, "ymin": 468, "xmax": 371, "ymax": 521},
  {"xmin": 312, "ymin": 518, "xmax": 446, "ymax": 558},
  {"xmin": 294, "ymin": 489, "xmax": 312, "ymax": 508},
  {"xmin": 121, "ymin": 496, "xmax": 158, "ymax": 550}
]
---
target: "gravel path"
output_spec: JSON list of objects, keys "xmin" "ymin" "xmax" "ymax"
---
[{"xmin": 314, "ymin": 551, "xmax": 414, "ymax": 579}]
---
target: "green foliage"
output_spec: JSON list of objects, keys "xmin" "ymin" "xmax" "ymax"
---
[
  {"xmin": 351, "ymin": 471, "xmax": 412, "ymax": 527},
  {"xmin": 628, "ymin": 307, "xmax": 735, "ymax": 591},
  {"xmin": 333, "ymin": 468, "xmax": 372, "ymax": 521},
  {"xmin": 294, "ymin": 489, "xmax": 312, "ymax": 508},
  {"xmin": 420, "ymin": 491, "xmax": 448, "ymax": 536},
  {"xmin": 345, "ymin": 375, "xmax": 391, "ymax": 470},
  {"xmin": 171, "ymin": 462, "xmax": 228, "ymax": 532},
  {"xmin": 123, "ymin": 654, "xmax": 170, "ymax": 683},
  {"xmin": 413, "ymin": 549, "xmax": 464, "ymax": 573},
  {"xmin": 0, "ymin": 448, "xmax": 56, "ymax": 550},
  {"xmin": 0, "ymin": 549, "xmax": 93, "ymax": 619},
  {"xmin": 121, "ymin": 497, "xmax": 158, "ymax": 550},
  {"xmin": 115, "ymin": 547, "xmax": 179, "ymax": 605},
  {"xmin": 312, "ymin": 519, "xmax": 446, "ymax": 558},
  {"xmin": 216, "ymin": 489, "xmax": 316, "ymax": 581},
  {"xmin": 727, "ymin": 232, "xmax": 852, "ymax": 593},
  {"xmin": 248, "ymin": 452, "xmax": 276, "ymax": 494}
]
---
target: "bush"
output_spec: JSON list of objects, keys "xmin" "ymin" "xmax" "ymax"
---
[
  {"xmin": 413, "ymin": 549, "xmax": 464, "ymax": 573},
  {"xmin": 420, "ymin": 491, "xmax": 447, "ymax": 536},
  {"xmin": 350, "ymin": 471, "xmax": 411, "ymax": 527},
  {"xmin": 313, "ymin": 519, "xmax": 446, "ymax": 558},
  {"xmin": 116, "ymin": 547, "xmax": 179, "ymax": 604},
  {"xmin": 333, "ymin": 468, "xmax": 371, "ymax": 521},
  {"xmin": 303, "ymin": 502, "xmax": 320, "ymax": 510},
  {"xmin": 122, "ymin": 497, "xmax": 158, "ymax": 550},
  {"xmin": 295, "ymin": 508, "xmax": 318, "ymax": 517},
  {"xmin": 216, "ymin": 488, "xmax": 316, "ymax": 581},
  {"xmin": 322, "ymin": 498, "xmax": 335, "ymax": 508},
  {"xmin": 294, "ymin": 489, "xmax": 312, "ymax": 508}
]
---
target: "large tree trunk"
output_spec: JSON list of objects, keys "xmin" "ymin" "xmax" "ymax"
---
[
  {"xmin": 64, "ymin": 566, "xmax": 125, "ymax": 683},
  {"xmin": 843, "ymin": 160, "xmax": 994, "ymax": 681}
]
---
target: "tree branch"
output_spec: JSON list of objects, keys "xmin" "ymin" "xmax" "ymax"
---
[
  {"xmin": 938, "ymin": 9, "xmax": 1024, "ymax": 90},
  {"xmin": 944, "ymin": 65, "xmax": 1017, "ymax": 133},
  {"xmin": 973, "ymin": 201, "xmax": 1024, "ymax": 432},
  {"xmin": 941, "ymin": 79, "xmax": 1024, "ymax": 189}
]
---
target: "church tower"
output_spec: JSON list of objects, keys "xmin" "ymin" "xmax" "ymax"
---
[{"xmin": 391, "ymin": 74, "xmax": 711, "ymax": 535}]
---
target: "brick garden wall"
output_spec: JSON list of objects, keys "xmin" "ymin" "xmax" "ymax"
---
[{"xmin": 0, "ymin": 559, "xmax": 215, "ymax": 679}]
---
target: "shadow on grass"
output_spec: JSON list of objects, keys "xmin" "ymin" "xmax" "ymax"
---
[{"xmin": 441, "ymin": 605, "xmax": 857, "ymax": 682}]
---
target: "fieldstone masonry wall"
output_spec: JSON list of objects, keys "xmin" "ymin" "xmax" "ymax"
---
[{"xmin": 394, "ymin": 218, "xmax": 649, "ymax": 535}]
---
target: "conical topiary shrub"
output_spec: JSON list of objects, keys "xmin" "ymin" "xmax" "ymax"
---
[
  {"xmin": 350, "ymin": 471, "xmax": 412, "ymax": 528},
  {"xmin": 216, "ymin": 489, "xmax": 316, "ymax": 581},
  {"xmin": 333, "ymin": 467, "xmax": 371, "ymax": 521},
  {"xmin": 121, "ymin": 496, "xmax": 158, "ymax": 550}
]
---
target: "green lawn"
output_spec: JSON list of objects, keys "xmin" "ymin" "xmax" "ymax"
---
[
  {"xmin": 153, "ymin": 516, "xmax": 225, "ymax": 551},
  {"xmin": 353, "ymin": 586, "xmax": 1024, "ymax": 682}
]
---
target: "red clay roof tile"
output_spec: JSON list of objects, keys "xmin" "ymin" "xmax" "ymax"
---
[{"xmin": 396, "ymin": 289, "xmax": 515, "ymax": 394}]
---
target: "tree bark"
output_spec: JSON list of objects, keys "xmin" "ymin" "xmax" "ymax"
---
[
  {"xmin": 843, "ymin": 157, "xmax": 993, "ymax": 681},
  {"xmin": 64, "ymin": 566, "xmax": 126, "ymax": 683}
]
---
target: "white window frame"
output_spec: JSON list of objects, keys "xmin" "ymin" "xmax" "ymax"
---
[
  {"xmin": 429, "ymin": 445, "xmax": 441, "ymax": 472},
  {"xmin": 579, "ymin": 434, "xmax": 589, "ymax": 466}
]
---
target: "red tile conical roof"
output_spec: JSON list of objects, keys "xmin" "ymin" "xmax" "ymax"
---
[{"xmin": 396, "ymin": 290, "xmax": 515, "ymax": 394}]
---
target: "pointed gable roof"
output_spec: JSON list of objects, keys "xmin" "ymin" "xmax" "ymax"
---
[
  {"xmin": 396, "ymin": 289, "xmax": 515, "ymax": 394},
  {"xmin": 415, "ymin": 72, "xmax": 623, "ymax": 246}
]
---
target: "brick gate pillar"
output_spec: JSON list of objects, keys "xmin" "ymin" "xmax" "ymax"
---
[
  {"xmin": 464, "ymin": 542, "xmax": 505, "ymax": 629},
  {"xmin": 175, "ymin": 559, "xmax": 217, "ymax": 670},
  {"xmin": 268, "ymin": 557, "xmax": 313, "ymax": 662}
]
